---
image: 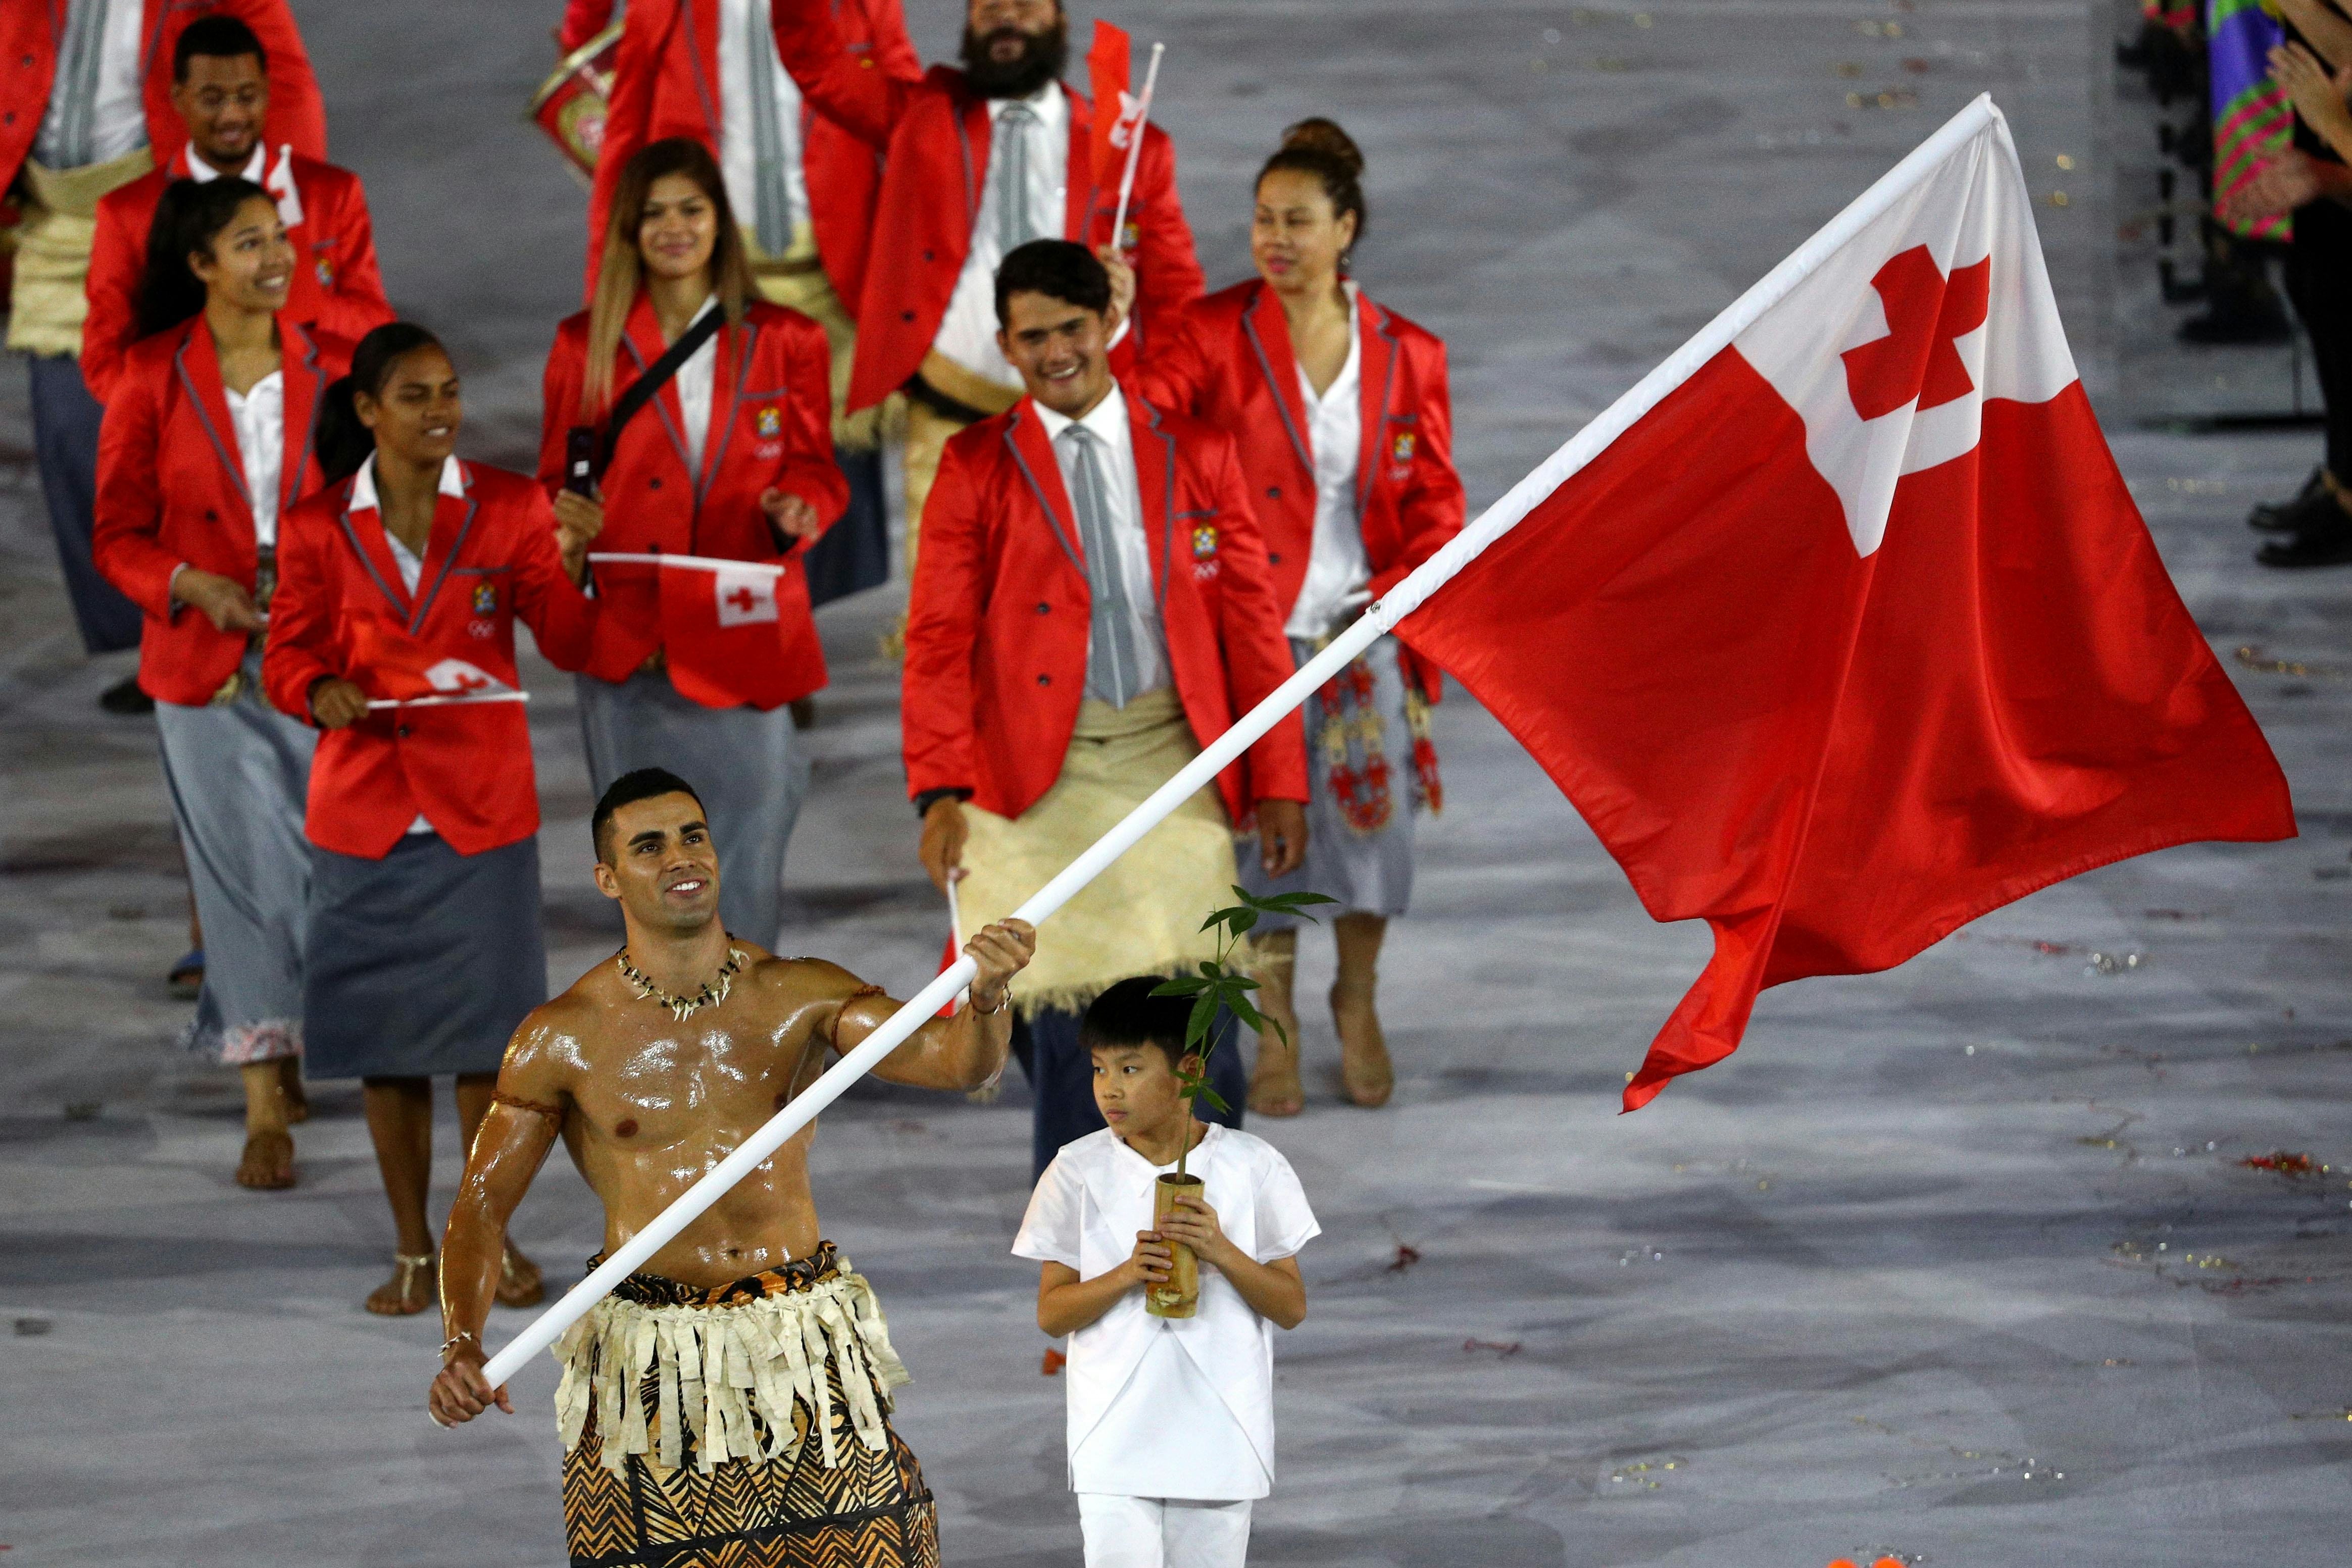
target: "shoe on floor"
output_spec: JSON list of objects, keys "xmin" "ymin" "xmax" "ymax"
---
[
  {"xmin": 167, "ymin": 948, "xmax": 204, "ymax": 1000},
  {"xmin": 2248, "ymin": 466, "xmax": 2327, "ymax": 532},
  {"xmin": 98, "ymin": 675, "xmax": 154, "ymax": 716},
  {"xmin": 2257, "ymin": 521, "xmax": 2352, "ymax": 568}
]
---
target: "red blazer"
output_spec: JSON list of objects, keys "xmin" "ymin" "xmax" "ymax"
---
[
  {"xmin": 0, "ymin": 0, "xmax": 325, "ymax": 196},
  {"xmin": 583, "ymin": 0, "xmax": 920, "ymax": 313},
  {"xmin": 264, "ymin": 461, "xmax": 599, "ymax": 858},
  {"xmin": 770, "ymin": 5, "xmax": 1205, "ymax": 413},
  {"xmin": 82, "ymin": 149, "xmax": 391, "ymax": 403},
  {"xmin": 903, "ymin": 389, "xmax": 1310, "ymax": 824},
  {"xmin": 92, "ymin": 314, "xmax": 348, "ymax": 704},
  {"xmin": 1138, "ymin": 280, "xmax": 1466, "ymax": 700},
  {"xmin": 538, "ymin": 293, "xmax": 847, "ymax": 704}
]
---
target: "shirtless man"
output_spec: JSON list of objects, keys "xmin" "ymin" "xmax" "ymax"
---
[{"xmin": 427, "ymin": 766, "xmax": 1032, "ymax": 1568}]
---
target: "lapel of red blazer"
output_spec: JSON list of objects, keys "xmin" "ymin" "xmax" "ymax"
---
[
  {"xmin": 172, "ymin": 321, "xmax": 254, "ymax": 535},
  {"xmin": 1061, "ymin": 82, "xmax": 1093, "ymax": 240},
  {"xmin": 278, "ymin": 318, "xmax": 328, "ymax": 514},
  {"xmin": 1126, "ymin": 389, "xmax": 1176, "ymax": 606},
  {"xmin": 950, "ymin": 83, "xmax": 990, "ymax": 233},
  {"xmin": 1002, "ymin": 399, "xmax": 1088, "ymax": 581},
  {"xmin": 698, "ymin": 309, "xmax": 756, "ymax": 507},
  {"xmin": 677, "ymin": 0, "xmax": 722, "ymax": 133},
  {"xmin": 1239, "ymin": 283, "xmax": 1315, "ymax": 483},
  {"xmin": 621, "ymin": 290, "xmax": 699, "ymax": 480},
  {"xmin": 408, "ymin": 461, "xmax": 483, "ymax": 632},
  {"xmin": 334, "ymin": 472, "xmax": 416, "ymax": 624},
  {"xmin": 1356, "ymin": 289, "xmax": 1402, "ymax": 515}
]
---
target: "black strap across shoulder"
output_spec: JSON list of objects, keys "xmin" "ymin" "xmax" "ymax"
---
[{"xmin": 596, "ymin": 305, "xmax": 728, "ymax": 479}]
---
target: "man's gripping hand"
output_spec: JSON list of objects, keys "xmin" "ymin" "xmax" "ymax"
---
[
  {"xmin": 964, "ymin": 918, "xmax": 1036, "ymax": 1008},
  {"xmin": 428, "ymin": 1342, "xmax": 513, "ymax": 1427}
]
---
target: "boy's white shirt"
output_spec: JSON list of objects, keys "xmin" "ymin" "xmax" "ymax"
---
[{"xmin": 1013, "ymin": 1124, "xmax": 1320, "ymax": 1499}]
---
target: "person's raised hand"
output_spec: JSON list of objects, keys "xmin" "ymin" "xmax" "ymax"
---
[
  {"xmin": 2223, "ymin": 147, "xmax": 2322, "ymax": 226},
  {"xmin": 964, "ymin": 918, "xmax": 1036, "ymax": 1007},
  {"xmin": 309, "ymin": 676, "xmax": 369, "ymax": 730},
  {"xmin": 1121, "ymin": 1227, "xmax": 1174, "ymax": 1289},
  {"xmin": 553, "ymin": 489, "xmax": 605, "ymax": 584},
  {"xmin": 1257, "ymin": 798, "xmax": 1308, "ymax": 878},
  {"xmin": 2271, "ymin": 42, "xmax": 2352, "ymax": 142},
  {"xmin": 1096, "ymin": 245, "xmax": 1137, "ymax": 334},
  {"xmin": 918, "ymin": 795, "xmax": 968, "ymax": 893},
  {"xmin": 173, "ymin": 568, "xmax": 266, "ymax": 635},
  {"xmin": 428, "ymin": 1342, "xmax": 512, "ymax": 1427},
  {"xmin": 762, "ymin": 488, "xmax": 822, "ymax": 546},
  {"xmin": 1156, "ymin": 1190, "xmax": 1238, "ymax": 1271}
]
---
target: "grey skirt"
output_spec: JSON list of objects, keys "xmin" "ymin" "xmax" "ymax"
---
[
  {"xmin": 301, "ymin": 832, "xmax": 547, "ymax": 1079},
  {"xmin": 1239, "ymin": 633, "xmax": 1426, "ymax": 929}
]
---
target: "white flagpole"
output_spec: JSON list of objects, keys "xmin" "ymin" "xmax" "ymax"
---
[
  {"xmin": 364, "ymin": 691, "xmax": 529, "ymax": 711},
  {"xmin": 944, "ymin": 875, "xmax": 971, "ymax": 1010},
  {"xmin": 1110, "ymin": 42, "xmax": 1164, "ymax": 250},
  {"xmin": 588, "ymin": 551, "xmax": 787, "ymax": 577},
  {"xmin": 471, "ymin": 93, "xmax": 2007, "ymax": 1397}
]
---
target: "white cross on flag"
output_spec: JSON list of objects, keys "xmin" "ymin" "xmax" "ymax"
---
[
  {"xmin": 1396, "ymin": 98, "xmax": 2293, "ymax": 1110},
  {"xmin": 712, "ymin": 564, "xmax": 780, "ymax": 628}
]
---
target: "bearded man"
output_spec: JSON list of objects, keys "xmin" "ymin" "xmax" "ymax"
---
[
  {"xmin": 769, "ymin": 0, "xmax": 1205, "ymax": 558},
  {"xmin": 428, "ymin": 767, "xmax": 1035, "ymax": 1568}
]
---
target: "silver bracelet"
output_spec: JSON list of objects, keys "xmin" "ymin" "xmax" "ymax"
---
[
  {"xmin": 439, "ymin": 1329, "xmax": 479, "ymax": 1359},
  {"xmin": 969, "ymin": 987, "xmax": 1011, "ymax": 1016}
]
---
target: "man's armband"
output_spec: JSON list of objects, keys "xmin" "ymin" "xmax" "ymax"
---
[
  {"xmin": 491, "ymin": 1089, "xmax": 565, "ymax": 1121},
  {"xmin": 829, "ymin": 983, "xmax": 890, "ymax": 1045}
]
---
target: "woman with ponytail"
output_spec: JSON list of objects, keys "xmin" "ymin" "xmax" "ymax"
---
[
  {"xmin": 538, "ymin": 136, "xmax": 847, "ymax": 952},
  {"xmin": 1134, "ymin": 119, "xmax": 1466, "ymax": 1117},
  {"xmin": 264, "ymin": 321, "xmax": 601, "ymax": 1314},
  {"xmin": 92, "ymin": 177, "xmax": 354, "ymax": 1189}
]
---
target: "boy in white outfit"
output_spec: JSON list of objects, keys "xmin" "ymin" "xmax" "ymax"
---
[{"xmin": 1013, "ymin": 978, "xmax": 1321, "ymax": 1568}]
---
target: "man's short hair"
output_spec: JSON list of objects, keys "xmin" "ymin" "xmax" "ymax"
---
[
  {"xmin": 174, "ymin": 16, "xmax": 268, "ymax": 80},
  {"xmin": 592, "ymin": 768, "xmax": 706, "ymax": 865},
  {"xmin": 1080, "ymin": 976, "xmax": 1200, "ymax": 1070},
  {"xmin": 994, "ymin": 239, "xmax": 1111, "ymax": 328}
]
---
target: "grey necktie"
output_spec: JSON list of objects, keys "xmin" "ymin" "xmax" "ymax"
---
[
  {"xmin": 1062, "ymin": 426, "xmax": 1145, "ymax": 709},
  {"xmin": 994, "ymin": 103, "xmax": 1039, "ymax": 256},
  {"xmin": 745, "ymin": 0, "xmax": 792, "ymax": 256},
  {"xmin": 44, "ymin": 0, "xmax": 109, "ymax": 170}
]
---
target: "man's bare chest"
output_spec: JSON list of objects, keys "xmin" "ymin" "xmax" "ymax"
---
[{"xmin": 566, "ymin": 1021, "xmax": 827, "ymax": 1150}]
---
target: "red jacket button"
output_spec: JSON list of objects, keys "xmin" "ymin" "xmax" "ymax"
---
[
  {"xmin": 1265, "ymin": 486, "xmax": 1281, "ymax": 499},
  {"xmin": 1036, "ymin": 674, "xmax": 1050, "ymax": 686},
  {"xmin": 396, "ymin": 724, "xmax": 413, "ymax": 738},
  {"xmin": 1035, "ymin": 601, "xmax": 1049, "ymax": 614}
]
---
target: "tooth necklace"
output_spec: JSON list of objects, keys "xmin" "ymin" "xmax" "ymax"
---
[{"xmin": 616, "ymin": 941, "xmax": 746, "ymax": 1021}]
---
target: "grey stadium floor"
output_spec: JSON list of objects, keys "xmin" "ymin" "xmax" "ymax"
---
[{"xmin": 4, "ymin": 1, "xmax": 2349, "ymax": 1564}]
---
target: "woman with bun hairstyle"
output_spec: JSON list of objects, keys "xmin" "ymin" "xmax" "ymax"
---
[
  {"xmin": 264, "ymin": 321, "xmax": 600, "ymax": 1314},
  {"xmin": 1134, "ymin": 119, "xmax": 1465, "ymax": 1117},
  {"xmin": 539, "ymin": 136, "xmax": 847, "ymax": 951},
  {"xmin": 93, "ymin": 176, "xmax": 352, "ymax": 1189}
]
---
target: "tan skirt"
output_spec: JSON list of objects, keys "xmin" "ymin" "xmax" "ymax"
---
[{"xmin": 957, "ymin": 688, "xmax": 1238, "ymax": 1017}]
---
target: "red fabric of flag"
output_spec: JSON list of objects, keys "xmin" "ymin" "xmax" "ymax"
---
[
  {"xmin": 1086, "ymin": 20, "xmax": 1134, "ymax": 195},
  {"xmin": 1396, "ymin": 115, "xmax": 2294, "ymax": 1110},
  {"xmin": 348, "ymin": 616, "xmax": 511, "ymax": 701},
  {"xmin": 657, "ymin": 562, "xmax": 815, "ymax": 711}
]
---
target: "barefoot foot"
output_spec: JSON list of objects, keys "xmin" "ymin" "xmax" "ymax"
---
[
  {"xmin": 235, "ymin": 1128, "xmax": 296, "ymax": 1189},
  {"xmin": 277, "ymin": 1056, "xmax": 309, "ymax": 1125},
  {"xmin": 1330, "ymin": 985, "xmax": 1393, "ymax": 1108},
  {"xmin": 495, "ymin": 1244, "xmax": 545, "ymax": 1308},
  {"xmin": 367, "ymin": 1251, "xmax": 436, "ymax": 1316}
]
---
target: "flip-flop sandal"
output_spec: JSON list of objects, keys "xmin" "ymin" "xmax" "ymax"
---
[
  {"xmin": 234, "ymin": 1128, "xmax": 295, "ymax": 1189},
  {"xmin": 495, "ymin": 1246, "xmax": 545, "ymax": 1308},
  {"xmin": 166, "ymin": 948, "xmax": 204, "ymax": 1000},
  {"xmin": 367, "ymin": 1251, "xmax": 436, "ymax": 1316}
]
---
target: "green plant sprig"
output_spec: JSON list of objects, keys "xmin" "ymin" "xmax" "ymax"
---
[{"xmin": 1151, "ymin": 886, "xmax": 1334, "ymax": 1177}]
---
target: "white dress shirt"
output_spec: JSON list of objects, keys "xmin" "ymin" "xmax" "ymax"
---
[
  {"xmin": 224, "ymin": 371, "xmax": 285, "ymax": 549},
  {"xmin": 1031, "ymin": 387, "xmax": 1167, "ymax": 702},
  {"xmin": 179, "ymin": 140, "xmax": 305, "ymax": 228},
  {"xmin": 673, "ymin": 295, "xmax": 722, "ymax": 474},
  {"xmin": 1285, "ymin": 284, "xmax": 1373, "ymax": 641},
  {"xmin": 931, "ymin": 83, "xmax": 1068, "ymax": 394},
  {"xmin": 1013, "ymin": 1125, "xmax": 1321, "ymax": 1499},
  {"xmin": 35, "ymin": 0, "xmax": 148, "ymax": 170},
  {"xmin": 717, "ymin": 0, "xmax": 810, "ymax": 250}
]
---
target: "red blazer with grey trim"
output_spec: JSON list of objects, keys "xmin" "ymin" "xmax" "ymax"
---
[
  {"xmin": 902, "ymin": 387, "xmax": 1310, "ymax": 824},
  {"xmin": 92, "ymin": 313, "xmax": 348, "ymax": 705},
  {"xmin": 264, "ymin": 461, "xmax": 600, "ymax": 858},
  {"xmin": 1134, "ymin": 279, "xmax": 1466, "ymax": 701}
]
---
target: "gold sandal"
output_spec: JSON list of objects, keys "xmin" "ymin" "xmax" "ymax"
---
[
  {"xmin": 366, "ymin": 1251, "xmax": 436, "ymax": 1316},
  {"xmin": 495, "ymin": 1245, "xmax": 545, "ymax": 1308}
]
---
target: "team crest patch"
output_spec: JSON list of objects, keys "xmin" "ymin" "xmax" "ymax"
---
[
  {"xmin": 315, "ymin": 256, "xmax": 335, "ymax": 287},
  {"xmin": 756, "ymin": 405, "xmax": 782, "ymax": 437},
  {"xmin": 1390, "ymin": 430, "xmax": 1416, "ymax": 464},
  {"xmin": 472, "ymin": 581, "xmax": 497, "ymax": 615},
  {"xmin": 1191, "ymin": 523, "xmax": 1219, "ymax": 560}
]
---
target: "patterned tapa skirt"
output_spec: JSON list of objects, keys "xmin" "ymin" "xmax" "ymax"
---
[
  {"xmin": 555, "ymin": 1242, "xmax": 936, "ymax": 1568},
  {"xmin": 1239, "ymin": 633, "xmax": 1441, "ymax": 929}
]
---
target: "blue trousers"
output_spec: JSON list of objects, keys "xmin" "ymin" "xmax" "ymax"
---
[
  {"xmin": 29, "ymin": 353, "xmax": 141, "ymax": 654},
  {"xmin": 1015, "ymin": 1004, "xmax": 1247, "ymax": 1184}
]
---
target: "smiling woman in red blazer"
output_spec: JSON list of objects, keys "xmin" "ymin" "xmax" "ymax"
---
[
  {"xmin": 1134, "ymin": 120, "xmax": 1467, "ymax": 1119},
  {"xmin": 265, "ymin": 322, "xmax": 599, "ymax": 1318},
  {"xmin": 538, "ymin": 136, "xmax": 846, "ymax": 952},
  {"xmin": 93, "ymin": 174, "xmax": 349, "ymax": 1192}
]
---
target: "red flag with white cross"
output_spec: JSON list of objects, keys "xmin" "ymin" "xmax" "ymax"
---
[
  {"xmin": 657, "ymin": 559, "xmax": 814, "ymax": 710},
  {"xmin": 348, "ymin": 616, "xmax": 513, "ymax": 701},
  {"xmin": 1396, "ymin": 100, "xmax": 2294, "ymax": 1109}
]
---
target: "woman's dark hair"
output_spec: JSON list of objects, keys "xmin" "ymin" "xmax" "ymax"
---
[
  {"xmin": 993, "ymin": 238, "xmax": 1112, "ymax": 326},
  {"xmin": 132, "ymin": 176, "xmax": 273, "ymax": 339},
  {"xmin": 1257, "ymin": 117, "xmax": 1368, "ymax": 257},
  {"xmin": 316, "ymin": 322, "xmax": 448, "ymax": 484}
]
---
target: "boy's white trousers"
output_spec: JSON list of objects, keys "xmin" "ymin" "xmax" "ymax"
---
[{"xmin": 1077, "ymin": 1494, "xmax": 1254, "ymax": 1568}]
